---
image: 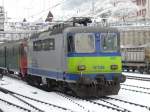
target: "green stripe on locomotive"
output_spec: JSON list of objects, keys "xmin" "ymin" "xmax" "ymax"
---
[{"xmin": 67, "ymin": 56, "xmax": 122, "ymax": 74}]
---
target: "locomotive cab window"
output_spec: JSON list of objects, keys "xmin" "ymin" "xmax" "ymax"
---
[
  {"xmin": 74, "ymin": 33, "xmax": 95, "ymax": 53},
  {"xmin": 100, "ymin": 33, "xmax": 118, "ymax": 52},
  {"xmin": 67, "ymin": 35, "xmax": 75, "ymax": 53}
]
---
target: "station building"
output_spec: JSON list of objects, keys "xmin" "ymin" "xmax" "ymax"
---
[{"xmin": 131, "ymin": 0, "xmax": 150, "ymax": 20}]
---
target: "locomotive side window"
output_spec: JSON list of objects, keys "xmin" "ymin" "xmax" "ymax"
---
[
  {"xmin": 43, "ymin": 39, "xmax": 55, "ymax": 50},
  {"xmin": 49, "ymin": 39, "xmax": 55, "ymax": 50},
  {"xmin": 74, "ymin": 33, "xmax": 95, "ymax": 53},
  {"xmin": 100, "ymin": 33, "xmax": 118, "ymax": 52},
  {"xmin": 33, "ymin": 38, "xmax": 55, "ymax": 51},
  {"xmin": 33, "ymin": 40, "xmax": 42, "ymax": 51}
]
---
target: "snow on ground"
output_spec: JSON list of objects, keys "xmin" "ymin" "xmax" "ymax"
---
[
  {"xmin": 109, "ymin": 90, "xmax": 150, "ymax": 112},
  {"xmin": 0, "ymin": 77, "xmax": 83, "ymax": 112},
  {"xmin": 109, "ymin": 72, "xmax": 150, "ymax": 111},
  {"xmin": 0, "ymin": 101, "xmax": 26, "ymax": 112},
  {"xmin": 0, "ymin": 92, "xmax": 32, "ymax": 112},
  {"xmin": 0, "ymin": 76, "xmax": 119, "ymax": 112},
  {"xmin": 111, "ymin": 88, "xmax": 150, "ymax": 109},
  {"xmin": 123, "ymin": 72, "xmax": 150, "ymax": 78},
  {"xmin": 0, "ymin": 74, "xmax": 150, "ymax": 112},
  {"xmin": 125, "ymin": 78, "xmax": 150, "ymax": 87}
]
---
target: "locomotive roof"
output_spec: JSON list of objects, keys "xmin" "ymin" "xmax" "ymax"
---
[
  {"xmin": 64, "ymin": 26, "xmax": 119, "ymax": 33},
  {"xmin": 0, "ymin": 39, "xmax": 26, "ymax": 47},
  {"xmin": 30, "ymin": 25, "xmax": 119, "ymax": 40}
]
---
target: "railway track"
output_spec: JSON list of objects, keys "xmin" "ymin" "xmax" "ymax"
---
[
  {"xmin": 95, "ymin": 98, "xmax": 131, "ymax": 112},
  {"xmin": 10, "ymin": 94, "xmax": 45, "ymax": 112},
  {"xmin": 87, "ymin": 100, "xmax": 129, "ymax": 112},
  {"xmin": 56, "ymin": 92, "xmax": 92, "ymax": 112},
  {"xmin": 1, "ymin": 75, "xmax": 150, "ymax": 112},
  {"xmin": 126, "ymin": 75, "xmax": 150, "ymax": 81},
  {"xmin": 104, "ymin": 96, "xmax": 150, "ymax": 111},
  {"xmin": 56, "ymin": 91, "xmax": 150, "ymax": 112},
  {"xmin": 2, "ymin": 75, "xmax": 125, "ymax": 112},
  {"xmin": 56, "ymin": 92, "xmax": 129, "ymax": 112},
  {"xmin": 0, "ymin": 109, "xmax": 3, "ymax": 112},
  {"xmin": 121, "ymin": 84, "xmax": 150, "ymax": 90},
  {"xmin": 0, "ymin": 87, "xmax": 75, "ymax": 112},
  {"xmin": 0, "ymin": 97, "xmax": 31, "ymax": 112},
  {"xmin": 121, "ymin": 87, "xmax": 150, "ymax": 95}
]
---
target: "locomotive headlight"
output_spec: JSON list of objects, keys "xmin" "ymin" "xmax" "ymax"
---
[
  {"xmin": 111, "ymin": 65, "xmax": 118, "ymax": 70},
  {"xmin": 78, "ymin": 65, "xmax": 86, "ymax": 71}
]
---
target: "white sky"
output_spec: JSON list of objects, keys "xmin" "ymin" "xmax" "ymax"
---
[
  {"xmin": 0, "ymin": 0, "xmax": 137, "ymax": 22},
  {"xmin": 0, "ymin": 0, "xmax": 69, "ymax": 22},
  {"xmin": 0, "ymin": 0, "xmax": 95, "ymax": 22}
]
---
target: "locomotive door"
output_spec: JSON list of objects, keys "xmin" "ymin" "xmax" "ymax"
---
[{"xmin": 20, "ymin": 42, "xmax": 28, "ymax": 77}]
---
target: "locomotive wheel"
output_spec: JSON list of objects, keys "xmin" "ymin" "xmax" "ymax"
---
[
  {"xmin": 2, "ymin": 69, "xmax": 9, "ymax": 76},
  {"xmin": 139, "ymin": 67, "xmax": 144, "ymax": 74},
  {"xmin": 145, "ymin": 68, "xmax": 150, "ymax": 74},
  {"xmin": 46, "ymin": 78, "xmax": 58, "ymax": 91},
  {"xmin": 26, "ymin": 75, "xmax": 41, "ymax": 87},
  {"xmin": 127, "ymin": 69, "xmax": 129, "ymax": 72},
  {"xmin": 132, "ymin": 69, "xmax": 135, "ymax": 72}
]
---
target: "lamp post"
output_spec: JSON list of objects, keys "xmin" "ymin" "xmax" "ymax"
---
[{"xmin": 92, "ymin": 0, "xmax": 95, "ymax": 14}]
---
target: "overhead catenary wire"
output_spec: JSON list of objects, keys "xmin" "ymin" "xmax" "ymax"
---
[{"xmin": 26, "ymin": 0, "xmax": 67, "ymax": 20}]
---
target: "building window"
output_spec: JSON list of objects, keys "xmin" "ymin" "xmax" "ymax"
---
[
  {"xmin": 142, "ymin": 9, "xmax": 146, "ymax": 17},
  {"xmin": 137, "ymin": 0, "xmax": 141, "ymax": 5},
  {"xmin": 137, "ymin": 10, "xmax": 142, "ymax": 16},
  {"xmin": 142, "ymin": 0, "xmax": 146, "ymax": 6}
]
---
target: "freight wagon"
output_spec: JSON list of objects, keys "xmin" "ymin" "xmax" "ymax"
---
[{"xmin": 121, "ymin": 45, "xmax": 150, "ymax": 73}]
